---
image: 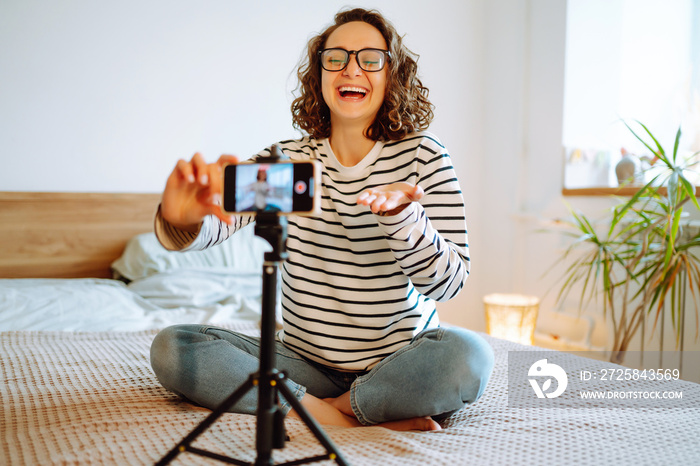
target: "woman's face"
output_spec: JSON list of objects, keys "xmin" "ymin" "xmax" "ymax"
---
[{"xmin": 321, "ymin": 21, "xmax": 388, "ymax": 132}]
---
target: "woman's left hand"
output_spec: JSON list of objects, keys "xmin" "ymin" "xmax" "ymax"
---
[{"xmin": 357, "ymin": 183, "xmax": 424, "ymax": 215}]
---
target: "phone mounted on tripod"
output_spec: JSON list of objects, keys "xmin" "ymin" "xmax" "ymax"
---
[{"xmin": 156, "ymin": 145, "xmax": 348, "ymax": 466}]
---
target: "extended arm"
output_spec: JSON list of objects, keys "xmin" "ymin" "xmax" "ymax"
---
[
  {"xmin": 356, "ymin": 152, "xmax": 469, "ymax": 302},
  {"xmin": 155, "ymin": 152, "xmax": 252, "ymax": 251}
]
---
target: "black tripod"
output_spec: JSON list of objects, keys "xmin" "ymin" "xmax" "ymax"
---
[{"xmin": 156, "ymin": 149, "xmax": 348, "ymax": 466}]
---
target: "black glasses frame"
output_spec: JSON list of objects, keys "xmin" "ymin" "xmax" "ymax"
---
[{"xmin": 318, "ymin": 48, "xmax": 392, "ymax": 72}]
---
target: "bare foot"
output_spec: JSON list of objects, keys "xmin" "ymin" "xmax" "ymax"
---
[
  {"xmin": 288, "ymin": 395, "xmax": 361, "ymax": 428},
  {"xmin": 321, "ymin": 394, "xmax": 441, "ymax": 431},
  {"xmin": 293, "ymin": 393, "xmax": 442, "ymax": 432},
  {"xmin": 376, "ymin": 416, "xmax": 442, "ymax": 432},
  {"xmin": 289, "ymin": 406, "xmax": 441, "ymax": 432}
]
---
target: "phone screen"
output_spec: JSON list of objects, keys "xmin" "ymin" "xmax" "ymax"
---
[{"xmin": 222, "ymin": 161, "xmax": 318, "ymax": 215}]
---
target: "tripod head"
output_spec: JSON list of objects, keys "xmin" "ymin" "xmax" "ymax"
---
[
  {"xmin": 254, "ymin": 213, "xmax": 288, "ymax": 263},
  {"xmin": 253, "ymin": 144, "xmax": 289, "ymax": 263}
]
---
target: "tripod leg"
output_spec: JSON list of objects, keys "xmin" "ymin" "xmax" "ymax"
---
[
  {"xmin": 255, "ymin": 378, "xmax": 275, "ymax": 466},
  {"xmin": 156, "ymin": 375, "xmax": 257, "ymax": 465},
  {"xmin": 157, "ymin": 215, "xmax": 350, "ymax": 465},
  {"xmin": 273, "ymin": 398, "xmax": 287, "ymax": 449},
  {"xmin": 276, "ymin": 377, "xmax": 350, "ymax": 466}
]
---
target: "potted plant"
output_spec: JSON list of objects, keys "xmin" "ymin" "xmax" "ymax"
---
[{"xmin": 550, "ymin": 121, "xmax": 700, "ymax": 364}]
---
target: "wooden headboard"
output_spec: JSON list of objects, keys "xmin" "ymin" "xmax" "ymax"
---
[{"xmin": 0, "ymin": 192, "xmax": 161, "ymax": 279}]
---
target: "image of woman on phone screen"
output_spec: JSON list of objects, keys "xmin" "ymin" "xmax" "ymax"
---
[{"xmin": 150, "ymin": 7, "xmax": 494, "ymax": 431}]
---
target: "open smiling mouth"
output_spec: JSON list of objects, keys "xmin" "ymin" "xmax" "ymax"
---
[{"xmin": 338, "ymin": 86, "xmax": 368, "ymax": 100}]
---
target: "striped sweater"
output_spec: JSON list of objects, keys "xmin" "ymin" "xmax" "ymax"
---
[{"xmin": 155, "ymin": 132, "xmax": 470, "ymax": 371}]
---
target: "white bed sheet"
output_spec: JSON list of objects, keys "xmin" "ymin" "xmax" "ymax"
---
[{"xmin": 0, "ymin": 274, "xmax": 263, "ymax": 332}]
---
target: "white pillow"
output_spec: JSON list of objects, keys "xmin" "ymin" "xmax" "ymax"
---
[
  {"xmin": 111, "ymin": 224, "xmax": 270, "ymax": 281},
  {"xmin": 126, "ymin": 270, "xmax": 262, "ymax": 308}
]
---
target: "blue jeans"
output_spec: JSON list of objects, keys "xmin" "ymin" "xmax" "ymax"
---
[{"xmin": 150, "ymin": 325, "xmax": 494, "ymax": 425}]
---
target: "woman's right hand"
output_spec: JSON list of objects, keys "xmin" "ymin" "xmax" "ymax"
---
[{"xmin": 160, "ymin": 152, "xmax": 238, "ymax": 231}]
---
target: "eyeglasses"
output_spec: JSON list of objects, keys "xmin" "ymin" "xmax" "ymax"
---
[{"xmin": 318, "ymin": 48, "xmax": 391, "ymax": 72}]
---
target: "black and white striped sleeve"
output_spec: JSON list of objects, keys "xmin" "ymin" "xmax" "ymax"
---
[
  {"xmin": 154, "ymin": 205, "xmax": 253, "ymax": 252},
  {"xmin": 375, "ymin": 152, "xmax": 469, "ymax": 302}
]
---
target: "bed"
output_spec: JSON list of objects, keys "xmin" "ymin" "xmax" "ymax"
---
[{"xmin": 2, "ymin": 191, "xmax": 699, "ymax": 465}]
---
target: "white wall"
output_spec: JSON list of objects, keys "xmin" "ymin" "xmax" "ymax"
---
[
  {"xmin": 0, "ymin": 0, "xmax": 481, "ymax": 194},
  {"xmin": 436, "ymin": 0, "xmax": 571, "ymax": 332}
]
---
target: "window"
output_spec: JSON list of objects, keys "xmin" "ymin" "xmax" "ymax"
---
[{"xmin": 562, "ymin": 0, "xmax": 700, "ymax": 191}]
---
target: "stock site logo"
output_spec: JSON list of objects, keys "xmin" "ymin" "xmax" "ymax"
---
[{"xmin": 528, "ymin": 359, "xmax": 568, "ymax": 398}]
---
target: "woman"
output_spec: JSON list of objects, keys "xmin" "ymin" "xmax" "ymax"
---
[{"xmin": 151, "ymin": 8, "xmax": 494, "ymax": 432}]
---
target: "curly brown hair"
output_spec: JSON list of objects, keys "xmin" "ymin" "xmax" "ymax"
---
[{"xmin": 291, "ymin": 8, "xmax": 434, "ymax": 141}]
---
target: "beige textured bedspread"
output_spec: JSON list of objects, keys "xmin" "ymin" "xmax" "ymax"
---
[{"xmin": 2, "ymin": 327, "xmax": 699, "ymax": 465}]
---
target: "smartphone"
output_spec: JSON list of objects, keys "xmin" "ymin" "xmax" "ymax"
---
[{"xmin": 222, "ymin": 160, "xmax": 321, "ymax": 216}]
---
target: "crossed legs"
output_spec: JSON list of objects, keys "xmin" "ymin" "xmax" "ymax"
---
[{"xmin": 150, "ymin": 325, "xmax": 494, "ymax": 431}]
